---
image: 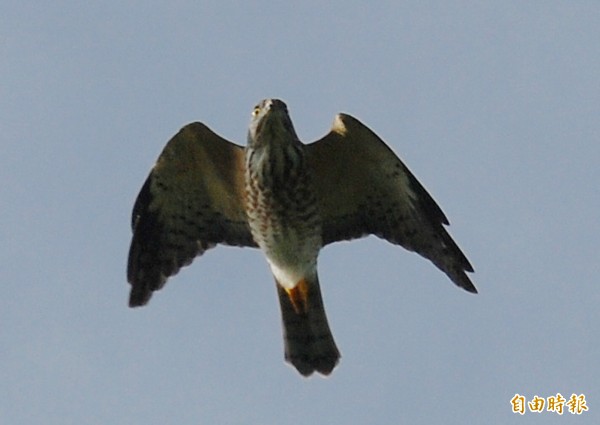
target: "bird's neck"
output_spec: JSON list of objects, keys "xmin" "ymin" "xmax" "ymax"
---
[{"xmin": 245, "ymin": 139, "xmax": 305, "ymax": 191}]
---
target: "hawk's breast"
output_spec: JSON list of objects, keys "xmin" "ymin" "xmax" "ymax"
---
[{"xmin": 245, "ymin": 143, "xmax": 322, "ymax": 288}]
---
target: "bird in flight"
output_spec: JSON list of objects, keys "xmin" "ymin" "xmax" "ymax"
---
[{"xmin": 127, "ymin": 99, "xmax": 475, "ymax": 377}]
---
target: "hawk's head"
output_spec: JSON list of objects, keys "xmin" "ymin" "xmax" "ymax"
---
[{"xmin": 247, "ymin": 98, "xmax": 299, "ymax": 148}]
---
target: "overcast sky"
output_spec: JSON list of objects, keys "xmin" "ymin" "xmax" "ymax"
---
[{"xmin": 2, "ymin": 1, "xmax": 599, "ymax": 424}]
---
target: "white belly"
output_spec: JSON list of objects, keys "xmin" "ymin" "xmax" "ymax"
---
[{"xmin": 258, "ymin": 226, "xmax": 321, "ymax": 289}]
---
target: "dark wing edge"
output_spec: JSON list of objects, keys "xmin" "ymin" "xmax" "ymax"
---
[
  {"xmin": 127, "ymin": 122, "xmax": 256, "ymax": 307},
  {"xmin": 306, "ymin": 114, "xmax": 476, "ymax": 293}
]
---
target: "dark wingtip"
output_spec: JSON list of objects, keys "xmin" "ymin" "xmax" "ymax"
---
[
  {"xmin": 458, "ymin": 273, "xmax": 478, "ymax": 294},
  {"xmin": 464, "ymin": 283, "xmax": 478, "ymax": 294},
  {"xmin": 128, "ymin": 285, "xmax": 152, "ymax": 308}
]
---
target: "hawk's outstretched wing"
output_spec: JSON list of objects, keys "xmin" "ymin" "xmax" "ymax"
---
[
  {"xmin": 305, "ymin": 114, "xmax": 476, "ymax": 293},
  {"xmin": 127, "ymin": 123, "xmax": 256, "ymax": 307}
]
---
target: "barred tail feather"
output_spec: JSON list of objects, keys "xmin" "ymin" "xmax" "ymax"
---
[{"xmin": 275, "ymin": 274, "xmax": 340, "ymax": 376}]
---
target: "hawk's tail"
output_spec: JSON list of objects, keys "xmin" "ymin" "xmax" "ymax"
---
[{"xmin": 275, "ymin": 274, "xmax": 340, "ymax": 376}]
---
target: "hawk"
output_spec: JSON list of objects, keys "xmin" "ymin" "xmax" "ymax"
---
[{"xmin": 127, "ymin": 99, "xmax": 476, "ymax": 377}]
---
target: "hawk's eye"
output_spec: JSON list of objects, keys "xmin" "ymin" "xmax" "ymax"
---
[{"xmin": 252, "ymin": 106, "xmax": 261, "ymax": 117}]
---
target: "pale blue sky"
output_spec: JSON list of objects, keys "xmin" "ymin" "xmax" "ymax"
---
[{"xmin": 2, "ymin": 1, "xmax": 599, "ymax": 424}]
